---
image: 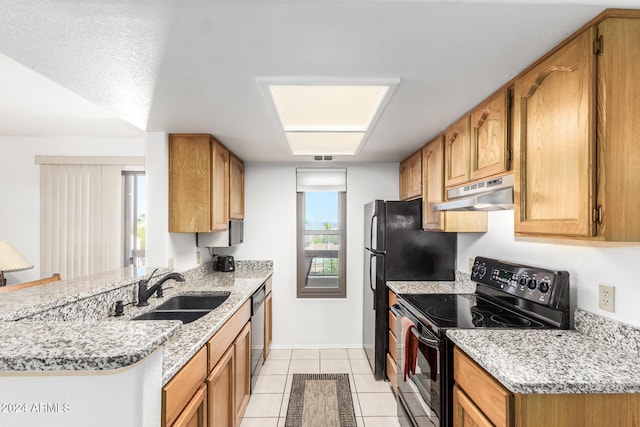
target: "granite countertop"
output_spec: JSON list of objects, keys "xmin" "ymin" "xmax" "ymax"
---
[
  {"xmin": 447, "ymin": 312, "xmax": 640, "ymax": 394},
  {"xmin": 0, "ymin": 321, "xmax": 181, "ymax": 371},
  {"xmin": 387, "ymin": 271, "xmax": 475, "ymax": 295},
  {"xmin": 0, "ymin": 261, "xmax": 273, "ymax": 385},
  {"xmin": 0, "ymin": 267, "xmax": 166, "ymax": 321},
  {"xmin": 120, "ymin": 265, "xmax": 273, "ymax": 385}
]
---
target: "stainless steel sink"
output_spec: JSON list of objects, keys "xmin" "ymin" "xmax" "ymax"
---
[
  {"xmin": 131, "ymin": 310, "xmax": 209, "ymax": 324},
  {"xmin": 155, "ymin": 293, "xmax": 231, "ymax": 311}
]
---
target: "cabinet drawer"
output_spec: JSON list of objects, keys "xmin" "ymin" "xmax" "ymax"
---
[
  {"xmin": 208, "ymin": 299, "xmax": 251, "ymax": 371},
  {"xmin": 386, "ymin": 353, "xmax": 398, "ymax": 393},
  {"xmin": 171, "ymin": 383, "xmax": 207, "ymax": 427},
  {"xmin": 388, "ymin": 330, "xmax": 397, "ymax": 362},
  {"xmin": 388, "ymin": 310, "xmax": 397, "ymax": 338},
  {"xmin": 163, "ymin": 346, "xmax": 208, "ymax": 427},
  {"xmin": 454, "ymin": 347, "xmax": 512, "ymax": 427},
  {"xmin": 389, "ymin": 290, "xmax": 397, "ymax": 308}
]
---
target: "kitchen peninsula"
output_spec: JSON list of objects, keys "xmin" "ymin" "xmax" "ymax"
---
[{"xmin": 0, "ymin": 260, "xmax": 273, "ymax": 427}]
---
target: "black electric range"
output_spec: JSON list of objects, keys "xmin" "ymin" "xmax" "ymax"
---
[{"xmin": 392, "ymin": 257, "xmax": 571, "ymax": 427}]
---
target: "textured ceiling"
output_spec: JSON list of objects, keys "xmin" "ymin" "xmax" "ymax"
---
[{"xmin": 0, "ymin": 0, "xmax": 636, "ymax": 161}]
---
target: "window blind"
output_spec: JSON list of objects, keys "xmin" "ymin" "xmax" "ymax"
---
[{"xmin": 296, "ymin": 168, "xmax": 347, "ymax": 192}]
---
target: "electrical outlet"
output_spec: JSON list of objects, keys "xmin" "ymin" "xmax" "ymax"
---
[
  {"xmin": 469, "ymin": 257, "xmax": 474, "ymax": 271},
  {"xmin": 196, "ymin": 251, "xmax": 201, "ymax": 265},
  {"xmin": 599, "ymin": 284, "xmax": 615, "ymax": 312},
  {"xmin": 167, "ymin": 258, "xmax": 174, "ymax": 269}
]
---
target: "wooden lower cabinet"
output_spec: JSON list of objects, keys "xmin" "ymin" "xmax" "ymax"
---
[
  {"xmin": 453, "ymin": 385, "xmax": 493, "ymax": 427},
  {"xmin": 172, "ymin": 384, "xmax": 207, "ymax": 427},
  {"xmin": 454, "ymin": 347, "xmax": 640, "ymax": 427},
  {"xmin": 386, "ymin": 353, "xmax": 397, "ymax": 394},
  {"xmin": 164, "ymin": 300, "xmax": 253, "ymax": 427},
  {"xmin": 163, "ymin": 347, "xmax": 208, "ymax": 427},
  {"xmin": 264, "ymin": 290, "xmax": 273, "ymax": 361},
  {"xmin": 234, "ymin": 323, "xmax": 251, "ymax": 427},
  {"xmin": 207, "ymin": 346, "xmax": 235, "ymax": 427}
]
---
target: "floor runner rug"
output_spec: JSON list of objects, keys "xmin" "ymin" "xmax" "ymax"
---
[{"xmin": 285, "ymin": 373, "xmax": 357, "ymax": 427}]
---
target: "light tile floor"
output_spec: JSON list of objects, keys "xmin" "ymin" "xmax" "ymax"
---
[{"xmin": 240, "ymin": 348, "xmax": 401, "ymax": 427}]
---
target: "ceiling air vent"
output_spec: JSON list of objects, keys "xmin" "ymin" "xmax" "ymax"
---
[{"xmin": 313, "ymin": 155, "xmax": 333, "ymax": 161}]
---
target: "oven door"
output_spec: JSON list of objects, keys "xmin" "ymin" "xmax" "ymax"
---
[{"xmin": 392, "ymin": 304, "xmax": 443, "ymax": 427}]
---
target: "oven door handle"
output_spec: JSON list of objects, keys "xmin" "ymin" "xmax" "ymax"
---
[{"xmin": 410, "ymin": 326, "xmax": 440, "ymax": 349}]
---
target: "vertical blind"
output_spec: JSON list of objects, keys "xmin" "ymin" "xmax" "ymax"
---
[{"xmin": 40, "ymin": 164, "xmax": 121, "ymax": 279}]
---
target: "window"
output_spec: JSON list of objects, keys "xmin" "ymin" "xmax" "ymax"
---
[
  {"xmin": 296, "ymin": 168, "xmax": 346, "ymax": 298},
  {"xmin": 123, "ymin": 171, "xmax": 146, "ymax": 267}
]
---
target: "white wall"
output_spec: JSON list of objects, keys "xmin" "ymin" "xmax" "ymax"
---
[
  {"xmin": 0, "ymin": 136, "xmax": 144, "ymax": 284},
  {"xmin": 457, "ymin": 210, "xmax": 640, "ymax": 327},
  {"xmin": 219, "ymin": 162, "xmax": 399, "ymax": 348}
]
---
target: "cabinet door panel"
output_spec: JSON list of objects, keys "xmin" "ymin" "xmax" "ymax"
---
[
  {"xmin": 453, "ymin": 385, "xmax": 493, "ymax": 427},
  {"xmin": 596, "ymin": 18, "xmax": 640, "ymax": 241},
  {"xmin": 445, "ymin": 116, "xmax": 471, "ymax": 187},
  {"xmin": 422, "ymin": 137, "xmax": 445, "ymax": 230},
  {"xmin": 470, "ymin": 90, "xmax": 509, "ymax": 181},
  {"xmin": 212, "ymin": 141, "xmax": 230, "ymax": 231},
  {"xmin": 169, "ymin": 135, "xmax": 211, "ymax": 232},
  {"xmin": 229, "ymin": 154, "xmax": 245, "ymax": 220},
  {"xmin": 234, "ymin": 322, "xmax": 251, "ymax": 426},
  {"xmin": 400, "ymin": 151, "xmax": 422, "ymax": 200},
  {"xmin": 514, "ymin": 28, "xmax": 596, "ymax": 237},
  {"xmin": 207, "ymin": 346, "xmax": 234, "ymax": 427},
  {"xmin": 171, "ymin": 384, "xmax": 207, "ymax": 427},
  {"xmin": 264, "ymin": 291, "xmax": 272, "ymax": 361}
]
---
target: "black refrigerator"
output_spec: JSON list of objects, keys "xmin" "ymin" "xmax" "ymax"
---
[{"xmin": 363, "ymin": 199, "xmax": 456, "ymax": 380}]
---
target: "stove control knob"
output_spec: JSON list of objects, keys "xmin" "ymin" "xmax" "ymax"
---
[
  {"xmin": 519, "ymin": 277, "xmax": 528, "ymax": 287},
  {"xmin": 478, "ymin": 264, "xmax": 487, "ymax": 278},
  {"xmin": 527, "ymin": 278, "xmax": 538, "ymax": 290},
  {"xmin": 538, "ymin": 282, "xmax": 550, "ymax": 293},
  {"xmin": 472, "ymin": 263, "xmax": 479, "ymax": 275}
]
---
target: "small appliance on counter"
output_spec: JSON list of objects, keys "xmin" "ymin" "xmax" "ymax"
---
[{"xmin": 213, "ymin": 255, "xmax": 235, "ymax": 272}]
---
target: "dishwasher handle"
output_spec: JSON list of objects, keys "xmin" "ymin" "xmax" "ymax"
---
[{"xmin": 251, "ymin": 285, "xmax": 266, "ymax": 315}]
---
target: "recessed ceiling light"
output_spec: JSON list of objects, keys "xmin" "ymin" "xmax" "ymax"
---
[
  {"xmin": 260, "ymin": 78, "xmax": 400, "ymax": 156},
  {"xmin": 286, "ymin": 132, "xmax": 364, "ymax": 155},
  {"xmin": 270, "ymin": 85, "xmax": 388, "ymax": 131}
]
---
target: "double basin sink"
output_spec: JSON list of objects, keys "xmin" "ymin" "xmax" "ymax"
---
[{"xmin": 132, "ymin": 293, "xmax": 230, "ymax": 324}]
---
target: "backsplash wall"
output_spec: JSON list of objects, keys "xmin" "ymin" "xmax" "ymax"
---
[{"xmin": 457, "ymin": 210, "xmax": 640, "ymax": 328}]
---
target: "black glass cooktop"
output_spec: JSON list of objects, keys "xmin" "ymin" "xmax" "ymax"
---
[{"xmin": 399, "ymin": 293, "xmax": 549, "ymax": 331}]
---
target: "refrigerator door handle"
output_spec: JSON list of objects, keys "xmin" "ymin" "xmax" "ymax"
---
[
  {"xmin": 370, "ymin": 213, "xmax": 377, "ymax": 252},
  {"xmin": 369, "ymin": 253, "xmax": 376, "ymax": 310}
]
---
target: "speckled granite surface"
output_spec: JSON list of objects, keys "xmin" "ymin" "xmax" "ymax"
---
[
  {"xmin": 447, "ymin": 326, "xmax": 640, "ymax": 394},
  {"xmin": 575, "ymin": 309, "xmax": 640, "ymax": 356},
  {"xmin": 0, "ymin": 260, "xmax": 273, "ymax": 383},
  {"xmin": 387, "ymin": 270, "xmax": 475, "ymax": 294},
  {"xmin": 0, "ymin": 267, "xmax": 167, "ymax": 321},
  {"xmin": 0, "ymin": 321, "xmax": 181, "ymax": 371},
  {"xmin": 111, "ymin": 261, "xmax": 274, "ymax": 385}
]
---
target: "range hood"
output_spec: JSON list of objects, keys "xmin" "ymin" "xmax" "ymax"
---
[{"xmin": 433, "ymin": 174, "xmax": 514, "ymax": 211}]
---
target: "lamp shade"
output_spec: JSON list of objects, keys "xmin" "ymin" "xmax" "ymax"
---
[{"xmin": 0, "ymin": 241, "xmax": 33, "ymax": 272}]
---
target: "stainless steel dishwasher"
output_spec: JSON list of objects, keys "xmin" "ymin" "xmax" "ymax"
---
[{"xmin": 250, "ymin": 284, "xmax": 266, "ymax": 391}]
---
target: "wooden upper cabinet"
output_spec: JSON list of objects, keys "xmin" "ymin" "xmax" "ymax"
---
[
  {"xmin": 422, "ymin": 136, "xmax": 488, "ymax": 233},
  {"xmin": 229, "ymin": 154, "xmax": 244, "ymax": 220},
  {"xmin": 444, "ymin": 116, "xmax": 471, "ymax": 188},
  {"xmin": 595, "ymin": 17, "xmax": 640, "ymax": 241},
  {"xmin": 212, "ymin": 141, "xmax": 230, "ymax": 231},
  {"xmin": 513, "ymin": 28, "xmax": 596, "ymax": 238},
  {"xmin": 169, "ymin": 134, "xmax": 244, "ymax": 233},
  {"xmin": 470, "ymin": 89, "xmax": 511, "ymax": 181},
  {"xmin": 169, "ymin": 134, "xmax": 213, "ymax": 233},
  {"xmin": 399, "ymin": 150, "xmax": 422, "ymax": 200},
  {"xmin": 422, "ymin": 137, "xmax": 445, "ymax": 230}
]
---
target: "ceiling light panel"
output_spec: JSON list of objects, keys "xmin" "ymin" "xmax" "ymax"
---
[
  {"xmin": 286, "ymin": 132, "xmax": 364, "ymax": 155},
  {"xmin": 269, "ymin": 85, "xmax": 388, "ymax": 131}
]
